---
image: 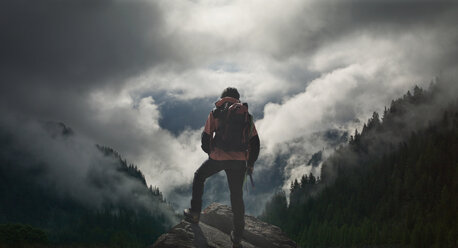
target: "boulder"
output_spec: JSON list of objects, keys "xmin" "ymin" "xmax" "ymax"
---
[{"xmin": 151, "ymin": 203, "xmax": 297, "ymax": 248}]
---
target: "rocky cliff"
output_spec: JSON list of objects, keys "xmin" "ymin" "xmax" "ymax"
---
[{"xmin": 151, "ymin": 203, "xmax": 297, "ymax": 248}]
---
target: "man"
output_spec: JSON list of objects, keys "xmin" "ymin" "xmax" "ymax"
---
[{"xmin": 184, "ymin": 87, "xmax": 260, "ymax": 248}]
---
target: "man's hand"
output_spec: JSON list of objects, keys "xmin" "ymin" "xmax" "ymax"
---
[{"xmin": 246, "ymin": 163, "xmax": 254, "ymax": 176}]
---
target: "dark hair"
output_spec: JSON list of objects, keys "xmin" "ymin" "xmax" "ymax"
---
[{"xmin": 221, "ymin": 87, "xmax": 240, "ymax": 99}]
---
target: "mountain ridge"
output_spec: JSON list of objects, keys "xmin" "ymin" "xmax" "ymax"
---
[
  {"xmin": 261, "ymin": 81, "xmax": 458, "ymax": 247},
  {"xmin": 0, "ymin": 121, "xmax": 177, "ymax": 247}
]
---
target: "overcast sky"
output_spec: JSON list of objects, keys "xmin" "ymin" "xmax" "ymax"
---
[{"xmin": 1, "ymin": 0, "xmax": 458, "ymax": 214}]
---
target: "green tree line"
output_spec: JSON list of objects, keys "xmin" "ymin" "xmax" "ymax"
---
[
  {"xmin": 0, "ymin": 134, "xmax": 175, "ymax": 247},
  {"xmin": 261, "ymin": 83, "xmax": 458, "ymax": 247}
]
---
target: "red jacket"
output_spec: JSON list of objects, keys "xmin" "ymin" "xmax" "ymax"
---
[{"xmin": 203, "ymin": 97, "xmax": 259, "ymax": 161}]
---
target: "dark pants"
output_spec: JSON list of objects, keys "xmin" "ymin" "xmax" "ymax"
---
[{"xmin": 191, "ymin": 159, "xmax": 246, "ymax": 238}]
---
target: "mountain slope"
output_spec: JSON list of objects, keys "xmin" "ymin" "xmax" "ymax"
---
[
  {"xmin": 0, "ymin": 121, "xmax": 177, "ymax": 247},
  {"xmin": 261, "ymin": 81, "xmax": 458, "ymax": 247}
]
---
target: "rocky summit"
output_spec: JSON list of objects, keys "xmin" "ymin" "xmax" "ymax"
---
[{"xmin": 151, "ymin": 203, "xmax": 297, "ymax": 248}]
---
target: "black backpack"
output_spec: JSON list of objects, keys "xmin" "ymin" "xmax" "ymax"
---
[{"xmin": 212, "ymin": 102, "xmax": 253, "ymax": 152}]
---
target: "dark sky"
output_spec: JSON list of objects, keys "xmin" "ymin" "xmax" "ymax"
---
[{"xmin": 1, "ymin": 0, "xmax": 458, "ymax": 214}]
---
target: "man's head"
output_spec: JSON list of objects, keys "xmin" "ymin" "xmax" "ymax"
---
[{"xmin": 221, "ymin": 87, "xmax": 240, "ymax": 100}]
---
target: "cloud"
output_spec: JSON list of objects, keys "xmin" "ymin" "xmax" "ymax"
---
[
  {"xmin": 85, "ymin": 91, "xmax": 207, "ymax": 193},
  {"xmin": 0, "ymin": 114, "xmax": 178, "ymax": 225},
  {"xmin": 0, "ymin": 0, "xmax": 179, "ymax": 127},
  {"xmin": 0, "ymin": 0, "xmax": 172, "ymax": 86},
  {"xmin": 1, "ymin": 0, "xmax": 458, "ymax": 216}
]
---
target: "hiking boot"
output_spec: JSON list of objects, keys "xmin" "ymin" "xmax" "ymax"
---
[
  {"xmin": 230, "ymin": 230, "xmax": 242, "ymax": 248},
  {"xmin": 183, "ymin": 208, "xmax": 200, "ymax": 224}
]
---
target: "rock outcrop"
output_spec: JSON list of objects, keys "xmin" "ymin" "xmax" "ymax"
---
[{"xmin": 151, "ymin": 203, "xmax": 297, "ymax": 248}]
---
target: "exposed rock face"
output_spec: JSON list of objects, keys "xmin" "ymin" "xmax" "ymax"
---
[{"xmin": 151, "ymin": 203, "xmax": 297, "ymax": 248}]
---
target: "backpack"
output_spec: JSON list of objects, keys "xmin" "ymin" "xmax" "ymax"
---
[{"xmin": 212, "ymin": 101, "xmax": 253, "ymax": 152}]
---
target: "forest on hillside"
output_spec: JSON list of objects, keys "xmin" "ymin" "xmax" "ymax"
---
[
  {"xmin": 0, "ymin": 125, "xmax": 176, "ymax": 247},
  {"xmin": 261, "ymin": 81, "xmax": 458, "ymax": 248}
]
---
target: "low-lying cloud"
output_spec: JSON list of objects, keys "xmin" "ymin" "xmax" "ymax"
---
[{"xmin": 0, "ymin": 114, "xmax": 178, "ymax": 225}]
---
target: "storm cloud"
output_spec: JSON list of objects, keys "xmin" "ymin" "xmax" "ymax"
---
[
  {"xmin": 1, "ymin": 0, "xmax": 171, "ymax": 86},
  {"xmin": 1, "ymin": 0, "xmax": 458, "ymax": 215}
]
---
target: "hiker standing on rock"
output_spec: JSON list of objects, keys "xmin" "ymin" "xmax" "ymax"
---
[{"xmin": 184, "ymin": 87, "xmax": 260, "ymax": 248}]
